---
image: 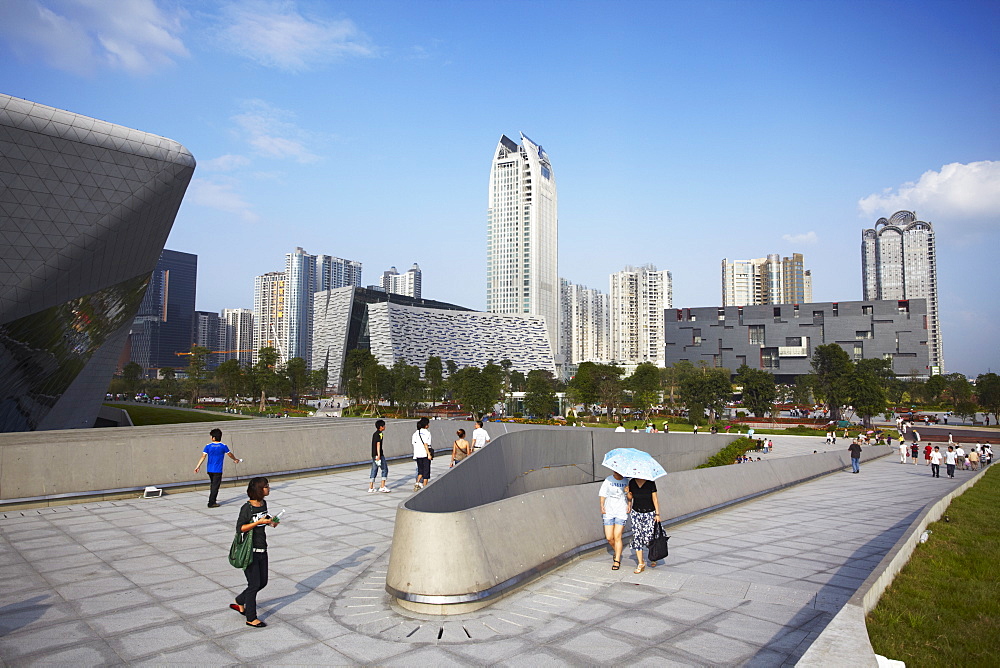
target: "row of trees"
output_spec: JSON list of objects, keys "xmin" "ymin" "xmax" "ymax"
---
[{"xmin": 112, "ymin": 346, "xmax": 327, "ymax": 410}]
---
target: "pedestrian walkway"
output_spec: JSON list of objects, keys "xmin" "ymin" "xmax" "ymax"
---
[{"xmin": 0, "ymin": 437, "xmax": 975, "ymax": 666}]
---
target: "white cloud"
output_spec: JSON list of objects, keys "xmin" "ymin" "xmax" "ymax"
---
[
  {"xmin": 858, "ymin": 161, "xmax": 1000, "ymax": 224},
  {"xmin": 217, "ymin": 0, "xmax": 373, "ymax": 71},
  {"xmin": 200, "ymin": 154, "xmax": 252, "ymax": 172},
  {"xmin": 781, "ymin": 231, "xmax": 818, "ymax": 245},
  {"xmin": 0, "ymin": 0, "xmax": 188, "ymax": 75},
  {"xmin": 188, "ymin": 178, "xmax": 258, "ymax": 222},
  {"xmin": 232, "ymin": 99, "xmax": 320, "ymax": 163}
]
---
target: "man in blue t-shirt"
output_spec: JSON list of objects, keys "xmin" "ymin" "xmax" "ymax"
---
[{"xmin": 194, "ymin": 428, "xmax": 241, "ymax": 508}]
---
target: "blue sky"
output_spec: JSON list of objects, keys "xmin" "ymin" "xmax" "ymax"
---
[{"xmin": 2, "ymin": 0, "xmax": 998, "ymax": 376}]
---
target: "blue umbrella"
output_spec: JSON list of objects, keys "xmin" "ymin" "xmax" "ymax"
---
[{"xmin": 602, "ymin": 448, "xmax": 667, "ymax": 480}]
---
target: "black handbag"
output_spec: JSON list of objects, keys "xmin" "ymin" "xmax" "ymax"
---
[{"xmin": 647, "ymin": 522, "xmax": 670, "ymax": 562}]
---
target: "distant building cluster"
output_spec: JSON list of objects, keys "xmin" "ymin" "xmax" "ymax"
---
[{"xmin": 721, "ymin": 253, "xmax": 812, "ymax": 307}]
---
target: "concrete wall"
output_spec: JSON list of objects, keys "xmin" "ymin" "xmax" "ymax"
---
[
  {"xmin": 386, "ymin": 437, "xmax": 890, "ymax": 613},
  {"xmin": 0, "ymin": 417, "xmax": 572, "ymax": 503}
]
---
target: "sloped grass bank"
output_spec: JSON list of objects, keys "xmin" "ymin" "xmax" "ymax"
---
[
  {"xmin": 696, "ymin": 436, "xmax": 756, "ymax": 467},
  {"xmin": 104, "ymin": 403, "xmax": 249, "ymax": 426},
  {"xmin": 867, "ymin": 465, "xmax": 1000, "ymax": 667}
]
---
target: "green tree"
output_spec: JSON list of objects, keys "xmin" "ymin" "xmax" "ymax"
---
[
  {"xmin": 810, "ymin": 344, "xmax": 854, "ymax": 420},
  {"xmin": 567, "ymin": 361, "xmax": 600, "ymax": 407},
  {"xmin": 680, "ymin": 367, "xmax": 731, "ymax": 424},
  {"xmin": 922, "ymin": 374, "xmax": 947, "ymax": 404},
  {"xmin": 424, "ymin": 356, "xmax": 444, "ymax": 403},
  {"xmin": 252, "ymin": 347, "xmax": 280, "ymax": 412},
  {"xmin": 627, "ymin": 363, "xmax": 662, "ymax": 419},
  {"xmin": 792, "ymin": 374, "xmax": 815, "ymax": 407},
  {"xmin": 595, "ymin": 364, "xmax": 625, "ymax": 420},
  {"xmin": 215, "ymin": 359, "xmax": 244, "ymax": 405},
  {"xmin": 309, "ymin": 368, "xmax": 329, "ymax": 396},
  {"xmin": 122, "ymin": 362, "xmax": 143, "ymax": 397},
  {"xmin": 734, "ymin": 365, "xmax": 777, "ymax": 418},
  {"xmin": 391, "ymin": 360, "xmax": 425, "ymax": 416},
  {"xmin": 284, "ymin": 357, "xmax": 309, "ymax": 406},
  {"xmin": 510, "ymin": 370, "xmax": 527, "ymax": 392},
  {"xmin": 976, "ymin": 373, "xmax": 1000, "ymax": 424},
  {"xmin": 524, "ymin": 369, "xmax": 558, "ymax": 417},
  {"xmin": 945, "ymin": 373, "xmax": 973, "ymax": 408},
  {"xmin": 954, "ymin": 399, "xmax": 979, "ymax": 424},
  {"xmin": 344, "ymin": 349, "xmax": 382, "ymax": 412},
  {"xmin": 450, "ymin": 366, "xmax": 496, "ymax": 419},
  {"xmin": 157, "ymin": 367, "xmax": 177, "ymax": 400},
  {"xmin": 185, "ymin": 345, "xmax": 211, "ymax": 403},
  {"xmin": 852, "ymin": 359, "xmax": 889, "ymax": 427}
]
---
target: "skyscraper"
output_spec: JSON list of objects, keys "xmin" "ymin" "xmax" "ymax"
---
[
  {"xmin": 221, "ymin": 308, "xmax": 255, "ymax": 367},
  {"xmin": 487, "ymin": 133, "xmax": 559, "ymax": 356},
  {"xmin": 560, "ymin": 279, "xmax": 610, "ymax": 365},
  {"xmin": 862, "ymin": 210, "xmax": 943, "ymax": 373},
  {"xmin": 317, "ymin": 254, "xmax": 362, "ymax": 292},
  {"xmin": 609, "ymin": 264, "xmax": 672, "ymax": 366},
  {"xmin": 721, "ymin": 253, "xmax": 811, "ymax": 306},
  {"xmin": 253, "ymin": 271, "xmax": 285, "ymax": 364},
  {"xmin": 285, "ymin": 247, "xmax": 317, "ymax": 367},
  {"xmin": 129, "ymin": 249, "xmax": 197, "ymax": 373},
  {"xmin": 381, "ymin": 263, "xmax": 422, "ymax": 298}
]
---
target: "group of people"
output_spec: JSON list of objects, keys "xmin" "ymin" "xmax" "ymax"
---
[{"xmin": 599, "ymin": 472, "xmax": 661, "ymax": 574}]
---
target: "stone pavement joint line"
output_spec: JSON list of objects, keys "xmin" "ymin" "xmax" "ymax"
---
[{"xmin": 0, "ymin": 436, "xmax": 973, "ymax": 666}]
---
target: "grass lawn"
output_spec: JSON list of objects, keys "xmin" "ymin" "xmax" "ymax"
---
[
  {"xmin": 867, "ymin": 464, "xmax": 1000, "ymax": 666},
  {"xmin": 104, "ymin": 403, "xmax": 250, "ymax": 426}
]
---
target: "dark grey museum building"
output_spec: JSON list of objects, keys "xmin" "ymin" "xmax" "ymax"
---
[{"xmin": 664, "ymin": 300, "xmax": 931, "ymax": 383}]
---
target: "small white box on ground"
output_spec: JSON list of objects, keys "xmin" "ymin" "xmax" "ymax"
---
[{"xmin": 143, "ymin": 486, "xmax": 163, "ymax": 498}]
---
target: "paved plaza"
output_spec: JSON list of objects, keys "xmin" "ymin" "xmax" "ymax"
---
[{"xmin": 0, "ymin": 434, "xmax": 978, "ymax": 666}]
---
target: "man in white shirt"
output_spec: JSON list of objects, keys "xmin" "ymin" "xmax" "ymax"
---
[
  {"xmin": 929, "ymin": 446, "xmax": 943, "ymax": 478},
  {"xmin": 944, "ymin": 445, "xmax": 958, "ymax": 478},
  {"xmin": 955, "ymin": 445, "xmax": 966, "ymax": 469},
  {"xmin": 471, "ymin": 421, "xmax": 490, "ymax": 450}
]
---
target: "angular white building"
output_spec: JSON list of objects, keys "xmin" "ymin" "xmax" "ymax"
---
[
  {"xmin": 487, "ymin": 133, "xmax": 559, "ymax": 357},
  {"xmin": 560, "ymin": 279, "xmax": 610, "ymax": 365},
  {"xmin": 610, "ymin": 264, "xmax": 672, "ymax": 366},
  {"xmin": 862, "ymin": 211, "xmax": 943, "ymax": 373}
]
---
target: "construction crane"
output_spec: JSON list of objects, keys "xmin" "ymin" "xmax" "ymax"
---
[{"xmin": 174, "ymin": 349, "xmax": 255, "ymax": 356}]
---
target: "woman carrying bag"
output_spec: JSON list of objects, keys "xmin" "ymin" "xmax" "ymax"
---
[
  {"xmin": 626, "ymin": 477, "xmax": 661, "ymax": 573},
  {"xmin": 412, "ymin": 417, "xmax": 433, "ymax": 491},
  {"xmin": 230, "ymin": 477, "xmax": 278, "ymax": 628}
]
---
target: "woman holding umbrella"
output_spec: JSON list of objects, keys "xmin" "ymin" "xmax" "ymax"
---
[
  {"xmin": 627, "ymin": 477, "xmax": 661, "ymax": 573},
  {"xmin": 601, "ymin": 448, "xmax": 666, "ymax": 574}
]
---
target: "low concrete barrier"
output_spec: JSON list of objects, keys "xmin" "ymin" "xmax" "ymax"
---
[
  {"xmin": 0, "ymin": 417, "xmax": 570, "ymax": 504},
  {"xmin": 386, "ymin": 438, "xmax": 891, "ymax": 614}
]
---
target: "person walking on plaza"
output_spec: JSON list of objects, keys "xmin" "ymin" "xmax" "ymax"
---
[
  {"xmin": 471, "ymin": 420, "xmax": 491, "ymax": 450},
  {"xmin": 930, "ymin": 446, "xmax": 942, "ymax": 478},
  {"xmin": 368, "ymin": 420, "xmax": 390, "ymax": 493},
  {"xmin": 924, "ymin": 443, "xmax": 933, "ymax": 466},
  {"xmin": 910, "ymin": 441, "xmax": 919, "ymax": 465},
  {"xmin": 898, "ymin": 439, "xmax": 908, "ymax": 464},
  {"xmin": 945, "ymin": 445, "xmax": 958, "ymax": 478},
  {"xmin": 626, "ymin": 477, "xmax": 661, "ymax": 573},
  {"xmin": 194, "ymin": 428, "xmax": 241, "ymax": 508},
  {"xmin": 232, "ymin": 477, "xmax": 278, "ymax": 628},
  {"xmin": 599, "ymin": 471, "xmax": 630, "ymax": 571},
  {"xmin": 955, "ymin": 444, "xmax": 966, "ymax": 470},
  {"xmin": 451, "ymin": 429, "xmax": 471, "ymax": 467},
  {"xmin": 412, "ymin": 417, "xmax": 433, "ymax": 491},
  {"xmin": 848, "ymin": 439, "xmax": 862, "ymax": 474},
  {"xmin": 968, "ymin": 447, "xmax": 980, "ymax": 471}
]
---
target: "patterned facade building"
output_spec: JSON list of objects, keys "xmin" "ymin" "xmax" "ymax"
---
[
  {"xmin": 721, "ymin": 253, "xmax": 812, "ymax": 307},
  {"xmin": 560, "ymin": 279, "xmax": 610, "ymax": 364},
  {"xmin": 609, "ymin": 264, "xmax": 672, "ymax": 366},
  {"xmin": 487, "ymin": 133, "xmax": 559, "ymax": 356},
  {"xmin": 664, "ymin": 300, "xmax": 930, "ymax": 383},
  {"xmin": 0, "ymin": 94, "xmax": 194, "ymax": 431},
  {"xmin": 313, "ymin": 287, "xmax": 555, "ymax": 392},
  {"xmin": 862, "ymin": 211, "xmax": 942, "ymax": 373}
]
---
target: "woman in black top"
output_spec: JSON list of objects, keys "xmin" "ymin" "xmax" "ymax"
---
[
  {"xmin": 627, "ymin": 478, "xmax": 661, "ymax": 573},
  {"xmin": 231, "ymin": 477, "xmax": 278, "ymax": 628}
]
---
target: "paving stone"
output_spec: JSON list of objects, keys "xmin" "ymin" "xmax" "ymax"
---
[
  {"xmin": 556, "ymin": 629, "xmax": 636, "ymax": 663},
  {"xmin": 131, "ymin": 640, "xmax": 238, "ymax": 666},
  {"xmin": 606, "ymin": 611, "xmax": 679, "ymax": 640},
  {"xmin": 673, "ymin": 629, "xmax": 756, "ymax": 663},
  {"xmin": 106, "ymin": 622, "xmax": 206, "ymax": 662},
  {"xmin": 212, "ymin": 621, "xmax": 318, "ymax": 661}
]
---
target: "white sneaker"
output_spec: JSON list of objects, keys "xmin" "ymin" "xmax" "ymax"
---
[
  {"xmin": 367, "ymin": 488, "xmax": 376, "ymax": 493},
  {"xmin": 379, "ymin": 487, "xmax": 391, "ymax": 493}
]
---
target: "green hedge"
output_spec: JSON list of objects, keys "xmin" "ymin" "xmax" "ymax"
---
[{"xmin": 697, "ymin": 436, "xmax": 757, "ymax": 468}]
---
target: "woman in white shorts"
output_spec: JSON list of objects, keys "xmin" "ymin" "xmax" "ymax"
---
[{"xmin": 599, "ymin": 471, "xmax": 630, "ymax": 571}]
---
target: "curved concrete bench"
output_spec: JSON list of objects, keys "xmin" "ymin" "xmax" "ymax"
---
[{"xmin": 386, "ymin": 435, "xmax": 891, "ymax": 614}]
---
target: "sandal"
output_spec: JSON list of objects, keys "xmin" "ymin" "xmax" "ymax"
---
[
  {"xmin": 611, "ymin": 560, "xmax": 621, "ymax": 571},
  {"xmin": 634, "ymin": 564, "xmax": 645, "ymax": 574}
]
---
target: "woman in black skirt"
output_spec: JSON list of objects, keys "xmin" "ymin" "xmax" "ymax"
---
[
  {"xmin": 627, "ymin": 477, "xmax": 661, "ymax": 573},
  {"xmin": 231, "ymin": 477, "xmax": 278, "ymax": 628}
]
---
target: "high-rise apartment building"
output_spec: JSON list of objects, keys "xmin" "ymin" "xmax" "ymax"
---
[
  {"xmin": 194, "ymin": 310, "xmax": 224, "ymax": 370},
  {"xmin": 721, "ymin": 253, "xmax": 811, "ymax": 306},
  {"xmin": 560, "ymin": 279, "xmax": 610, "ymax": 364},
  {"xmin": 862, "ymin": 210, "xmax": 943, "ymax": 373},
  {"xmin": 317, "ymin": 254, "xmax": 362, "ymax": 292},
  {"xmin": 609, "ymin": 264, "xmax": 672, "ymax": 366},
  {"xmin": 253, "ymin": 271, "xmax": 285, "ymax": 364},
  {"xmin": 128, "ymin": 249, "xmax": 197, "ymax": 374},
  {"xmin": 285, "ymin": 247, "xmax": 317, "ymax": 367},
  {"xmin": 487, "ymin": 133, "xmax": 559, "ymax": 356},
  {"xmin": 221, "ymin": 308, "xmax": 255, "ymax": 367},
  {"xmin": 381, "ymin": 263, "xmax": 422, "ymax": 298}
]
